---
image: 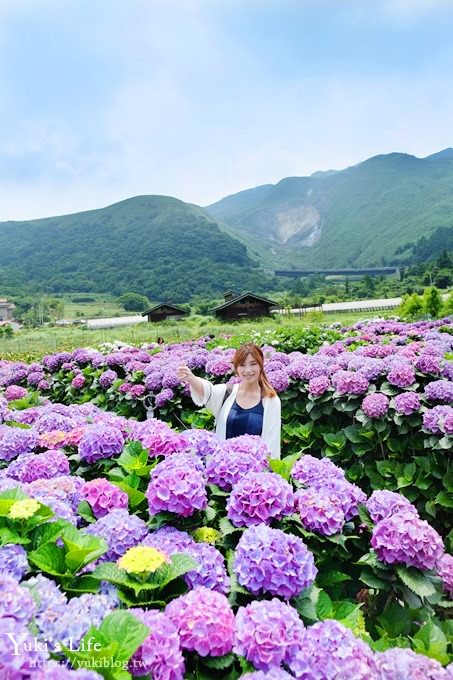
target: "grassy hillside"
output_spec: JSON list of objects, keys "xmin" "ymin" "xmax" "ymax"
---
[
  {"xmin": 0, "ymin": 196, "xmax": 279, "ymax": 302},
  {"xmin": 207, "ymin": 150, "xmax": 453, "ymax": 268}
]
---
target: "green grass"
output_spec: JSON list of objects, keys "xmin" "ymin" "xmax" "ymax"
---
[
  {"xmin": 60, "ymin": 295, "xmax": 130, "ymax": 319},
  {"xmin": 0, "ymin": 310, "xmax": 399, "ymax": 362}
]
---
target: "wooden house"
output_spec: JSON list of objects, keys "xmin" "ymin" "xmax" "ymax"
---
[
  {"xmin": 142, "ymin": 303, "xmax": 189, "ymax": 323},
  {"xmin": 210, "ymin": 292, "xmax": 279, "ymax": 321}
]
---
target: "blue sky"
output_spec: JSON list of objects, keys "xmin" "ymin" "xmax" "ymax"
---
[{"xmin": 1, "ymin": 0, "xmax": 453, "ymax": 220}]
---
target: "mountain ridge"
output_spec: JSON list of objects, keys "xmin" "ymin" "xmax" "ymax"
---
[
  {"xmin": 0, "ymin": 149, "xmax": 452, "ymax": 302},
  {"xmin": 206, "ymin": 149, "xmax": 453, "ymax": 267}
]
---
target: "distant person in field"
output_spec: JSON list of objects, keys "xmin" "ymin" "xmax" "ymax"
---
[{"xmin": 176, "ymin": 342, "xmax": 281, "ymax": 458}]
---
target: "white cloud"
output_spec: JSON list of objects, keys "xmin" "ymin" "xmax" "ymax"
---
[{"xmin": 1, "ymin": 0, "xmax": 453, "ymax": 220}]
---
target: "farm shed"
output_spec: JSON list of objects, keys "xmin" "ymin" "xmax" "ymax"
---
[
  {"xmin": 210, "ymin": 292, "xmax": 279, "ymax": 321},
  {"xmin": 142, "ymin": 304, "xmax": 189, "ymax": 323}
]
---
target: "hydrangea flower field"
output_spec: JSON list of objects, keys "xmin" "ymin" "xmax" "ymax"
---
[{"xmin": 0, "ymin": 318, "xmax": 452, "ymax": 679}]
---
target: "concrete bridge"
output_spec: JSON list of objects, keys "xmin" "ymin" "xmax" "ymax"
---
[{"xmin": 274, "ymin": 267, "xmax": 399, "ymax": 278}]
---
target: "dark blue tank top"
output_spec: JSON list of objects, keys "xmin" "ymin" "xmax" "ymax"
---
[{"xmin": 226, "ymin": 399, "xmax": 264, "ymax": 439}]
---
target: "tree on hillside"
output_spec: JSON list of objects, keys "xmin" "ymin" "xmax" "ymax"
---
[
  {"xmin": 117, "ymin": 292, "xmax": 150, "ymax": 312},
  {"xmin": 443, "ymin": 290, "xmax": 453, "ymax": 315},
  {"xmin": 399, "ymin": 293, "xmax": 424, "ymax": 319},
  {"xmin": 423, "ymin": 287, "xmax": 443, "ymax": 318},
  {"xmin": 433, "ymin": 268, "xmax": 452, "ymax": 289}
]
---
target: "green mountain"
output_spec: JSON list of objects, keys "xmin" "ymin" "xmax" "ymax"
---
[
  {"xmin": 206, "ymin": 150, "xmax": 453, "ymax": 268},
  {"xmin": 1, "ymin": 149, "xmax": 452, "ymax": 305},
  {"xmin": 0, "ymin": 195, "xmax": 278, "ymax": 303}
]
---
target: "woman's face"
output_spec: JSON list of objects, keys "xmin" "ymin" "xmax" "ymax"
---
[{"xmin": 236, "ymin": 353, "xmax": 261, "ymax": 385}]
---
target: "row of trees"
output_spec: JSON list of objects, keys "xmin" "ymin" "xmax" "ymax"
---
[{"xmin": 399, "ymin": 287, "xmax": 452, "ymax": 319}]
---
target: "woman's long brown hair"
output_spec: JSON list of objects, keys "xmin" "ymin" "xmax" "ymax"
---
[{"xmin": 232, "ymin": 343, "xmax": 277, "ymax": 398}]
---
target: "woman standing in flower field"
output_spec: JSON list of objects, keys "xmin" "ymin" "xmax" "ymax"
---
[{"xmin": 177, "ymin": 342, "xmax": 281, "ymax": 458}]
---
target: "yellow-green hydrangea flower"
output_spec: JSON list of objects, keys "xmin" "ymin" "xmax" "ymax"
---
[
  {"xmin": 117, "ymin": 546, "xmax": 168, "ymax": 575},
  {"xmin": 192, "ymin": 527, "xmax": 221, "ymax": 544},
  {"xmin": 9, "ymin": 498, "xmax": 41, "ymax": 520}
]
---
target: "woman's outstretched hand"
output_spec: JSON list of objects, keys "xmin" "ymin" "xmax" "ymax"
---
[
  {"xmin": 176, "ymin": 364, "xmax": 205, "ymax": 400},
  {"xmin": 176, "ymin": 364, "xmax": 194, "ymax": 383}
]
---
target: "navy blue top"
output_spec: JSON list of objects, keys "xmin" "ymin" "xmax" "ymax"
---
[{"xmin": 225, "ymin": 398, "xmax": 264, "ymax": 439}]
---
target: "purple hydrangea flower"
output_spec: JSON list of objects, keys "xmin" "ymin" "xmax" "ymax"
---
[
  {"xmin": 361, "ymin": 392, "xmax": 390, "ymax": 418},
  {"xmin": 227, "ymin": 472, "xmax": 294, "ymax": 527},
  {"xmin": 0, "ymin": 426, "xmax": 38, "ymax": 462},
  {"xmin": 310, "ymin": 477, "xmax": 367, "ymax": 520},
  {"xmin": 4, "ymin": 385, "xmax": 28, "ymax": 401},
  {"xmin": 241, "ymin": 671, "xmax": 294, "ymax": 680},
  {"xmin": 7, "ymin": 406, "xmax": 41, "ymax": 425},
  {"xmin": 23, "ymin": 574, "xmax": 68, "ymax": 638},
  {"xmin": 119, "ymin": 381, "xmax": 134, "ymax": 394},
  {"xmin": 34, "ymin": 411, "xmax": 76, "ymax": 433},
  {"xmin": 375, "ymin": 646, "xmax": 450, "ymax": 679},
  {"xmin": 5, "ymin": 449, "xmax": 70, "ymax": 483},
  {"xmin": 129, "ymin": 608, "xmax": 185, "ymax": 679},
  {"xmin": 437, "ymin": 553, "xmax": 453, "ymax": 598},
  {"xmin": 0, "ymin": 616, "xmax": 49, "ymax": 676},
  {"xmin": 0, "ymin": 544, "xmax": 29, "ymax": 580},
  {"xmin": 85, "ymin": 509, "xmax": 148, "ymax": 561},
  {"xmin": 354, "ymin": 357, "xmax": 384, "ymax": 381},
  {"xmin": 161, "ymin": 371, "xmax": 180, "ymax": 390},
  {"xmin": 442, "ymin": 361, "xmax": 453, "ymax": 381},
  {"xmin": 393, "ymin": 392, "xmax": 421, "ymax": 415},
  {"xmin": 366, "ymin": 490, "xmax": 419, "ymax": 524},
  {"xmin": 0, "ymin": 394, "xmax": 8, "ymax": 422},
  {"xmin": 234, "ymin": 599, "xmax": 304, "ymax": 671},
  {"xmin": 291, "ymin": 454, "xmax": 345, "ymax": 486},
  {"xmin": 187, "ymin": 351, "xmax": 209, "ymax": 370},
  {"xmin": 128, "ymin": 419, "xmax": 187, "ymax": 457},
  {"xmin": 80, "ymin": 478, "xmax": 129, "ymax": 518},
  {"xmin": 423, "ymin": 405, "xmax": 453, "ymax": 434},
  {"xmin": 42, "ymin": 351, "xmax": 72, "ymax": 371},
  {"xmin": 332, "ymin": 370, "xmax": 369, "ymax": 395},
  {"xmin": 128, "ymin": 384, "xmax": 145, "ymax": 399},
  {"xmin": 166, "ymin": 586, "xmax": 234, "ymax": 657},
  {"xmin": 143, "ymin": 525, "xmax": 195, "ymax": 553},
  {"xmin": 206, "ymin": 435, "xmax": 270, "ymax": 491},
  {"xmin": 267, "ymin": 369, "xmax": 289, "ymax": 393},
  {"xmin": 415, "ymin": 353, "xmax": 442, "ymax": 375},
  {"xmin": 155, "ymin": 387, "xmax": 175, "ymax": 408},
  {"xmin": 205, "ymin": 357, "xmax": 232, "ymax": 376},
  {"xmin": 71, "ymin": 374, "xmax": 86, "ymax": 389},
  {"xmin": 179, "ymin": 428, "xmax": 222, "ymax": 459},
  {"xmin": 288, "ymin": 620, "xmax": 377, "ymax": 679},
  {"xmin": 78, "ymin": 424, "xmax": 125, "ymax": 463},
  {"xmin": 308, "ymin": 375, "xmax": 331, "ymax": 397},
  {"xmin": 0, "ymin": 573, "xmax": 36, "ymax": 623},
  {"xmin": 387, "ymin": 362, "xmax": 416, "ymax": 388},
  {"xmin": 183, "ymin": 541, "xmax": 230, "ymax": 594},
  {"xmin": 27, "ymin": 370, "xmax": 45, "ymax": 386},
  {"xmin": 144, "ymin": 371, "xmax": 163, "ymax": 392},
  {"xmin": 371, "ymin": 511, "xmax": 444, "ymax": 570},
  {"xmin": 39, "ymin": 593, "xmax": 114, "ymax": 650},
  {"xmin": 144, "ymin": 526, "xmax": 229, "ymax": 593},
  {"xmin": 146, "ymin": 456, "xmax": 207, "ymax": 517},
  {"xmin": 42, "ymin": 496, "xmax": 78, "ymax": 525},
  {"xmin": 25, "ymin": 475, "xmax": 84, "ymax": 511},
  {"xmin": 295, "ymin": 486, "xmax": 345, "ymax": 535},
  {"xmin": 234, "ymin": 524, "xmax": 317, "ymax": 598},
  {"xmin": 424, "ymin": 380, "xmax": 453, "ymax": 403},
  {"xmin": 99, "ymin": 369, "xmax": 118, "ymax": 388}
]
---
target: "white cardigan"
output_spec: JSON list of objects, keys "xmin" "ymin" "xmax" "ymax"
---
[{"xmin": 190, "ymin": 379, "xmax": 281, "ymax": 459}]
